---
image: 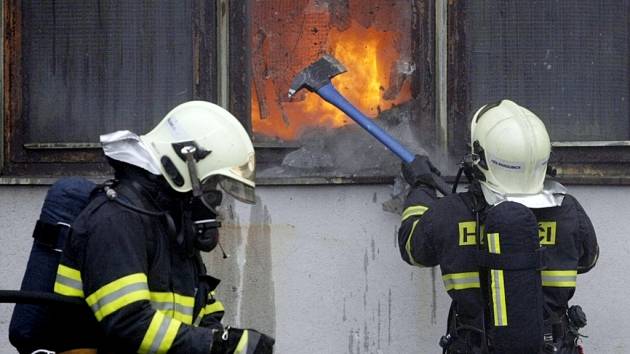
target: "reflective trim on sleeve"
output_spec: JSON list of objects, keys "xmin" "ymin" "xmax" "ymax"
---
[
  {"xmin": 54, "ymin": 264, "xmax": 84, "ymax": 298},
  {"xmin": 442, "ymin": 272, "xmax": 480, "ymax": 291},
  {"xmin": 86, "ymin": 273, "xmax": 150, "ymax": 321},
  {"xmin": 487, "ymin": 233, "xmax": 508, "ymax": 327},
  {"xmin": 138, "ymin": 310, "xmax": 182, "ymax": 354},
  {"xmin": 193, "ymin": 300, "xmax": 225, "ymax": 326},
  {"xmin": 542, "ymin": 270, "xmax": 577, "ymax": 287},
  {"xmin": 150, "ymin": 292, "xmax": 195, "ymax": 324},
  {"xmin": 401, "ymin": 205, "xmax": 429, "ymax": 222},
  {"xmin": 235, "ymin": 329, "xmax": 249, "ymax": 354},
  {"xmin": 404, "ymin": 219, "xmax": 426, "ymax": 267}
]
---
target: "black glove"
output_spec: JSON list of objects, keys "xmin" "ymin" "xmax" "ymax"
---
[
  {"xmin": 211, "ymin": 327, "xmax": 275, "ymax": 354},
  {"xmin": 402, "ymin": 155, "xmax": 441, "ymax": 188}
]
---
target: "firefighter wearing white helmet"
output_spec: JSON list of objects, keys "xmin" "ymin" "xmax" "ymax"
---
[
  {"xmin": 398, "ymin": 99, "xmax": 598, "ymax": 353},
  {"xmin": 52, "ymin": 101, "xmax": 274, "ymax": 353},
  {"xmin": 469, "ymin": 99, "xmax": 565, "ymax": 208},
  {"xmin": 141, "ymin": 100, "xmax": 256, "ymax": 204}
]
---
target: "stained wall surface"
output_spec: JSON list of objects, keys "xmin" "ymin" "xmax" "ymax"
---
[{"xmin": 0, "ymin": 185, "xmax": 625, "ymax": 353}]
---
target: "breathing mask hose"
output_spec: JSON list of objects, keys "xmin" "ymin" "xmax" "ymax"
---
[
  {"xmin": 452, "ymin": 166, "xmax": 464, "ymax": 194},
  {"xmin": 104, "ymin": 186, "xmax": 177, "ymax": 238}
]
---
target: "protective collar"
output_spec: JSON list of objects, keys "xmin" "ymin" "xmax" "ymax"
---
[
  {"xmin": 479, "ymin": 180, "xmax": 567, "ymax": 208},
  {"xmin": 101, "ymin": 130, "xmax": 162, "ymax": 175}
]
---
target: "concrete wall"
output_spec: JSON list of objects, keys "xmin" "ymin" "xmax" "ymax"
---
[{"xmin": 0, "ymin": 184, "xmax": 626, "ymax": 353}]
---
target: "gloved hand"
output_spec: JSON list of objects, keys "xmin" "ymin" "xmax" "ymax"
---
[
  {"xmin": 402, "ymin": 155, "xmax": 442, "ymax": 188},
  {"xmin": 210, "ymin": 326, "xmax": 275, "ymax": 354}
]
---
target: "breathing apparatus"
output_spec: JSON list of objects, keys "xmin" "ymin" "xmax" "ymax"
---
[{"xmin": 100, "ymin": 101, "xmax": 256, "ymax": 256}]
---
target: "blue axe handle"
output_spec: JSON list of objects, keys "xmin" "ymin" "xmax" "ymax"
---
[
  {"xmin": 317, "ymin": 83, "xmax": 452, "ymax": 195},
  {"xmin": 318, "ymin": 83, "xmax": 415, "ymax": 163}
]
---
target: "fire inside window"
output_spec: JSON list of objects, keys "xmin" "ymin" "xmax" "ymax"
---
[{"xmin": 248, "ymin": 1, "xmax": 437, "ymax": 182}]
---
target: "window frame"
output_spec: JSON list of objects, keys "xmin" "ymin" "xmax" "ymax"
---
[
  {"xmin": 229, "ymin": 0, "xmax": 438, "ymax": 185},
  {"xmin": 1, "ymin": 0, "xmax": 218, "ymax": 179},
  {"xmin": 3, "ymin": 1, "xmax": 628, "ymax": 185},
  {"xmin": 446, "ymin": 0, "xmax": 630, "ymax": 185}
]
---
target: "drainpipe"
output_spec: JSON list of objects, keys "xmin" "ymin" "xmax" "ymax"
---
[{"xmin": 217, "ymin": 0, "xmax": 229, "ymax": 109}]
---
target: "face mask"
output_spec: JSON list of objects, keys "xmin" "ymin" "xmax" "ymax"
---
[{"xmin": 179, "ymin": 191, "xmax": 223, "ymax": 253}]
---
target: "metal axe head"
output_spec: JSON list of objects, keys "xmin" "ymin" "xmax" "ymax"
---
[{"xmin": 287, "ymin": 54, "xmax": 347, "ymax": 98}]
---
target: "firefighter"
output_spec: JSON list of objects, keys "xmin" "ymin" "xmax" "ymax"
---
[
  {"xmin": 52, "ymin": 101, "xmax": 274, "ymax": 353},
  {"xmin": 398, "ymin": 100, "xmax": 598, "ymax": 353}
]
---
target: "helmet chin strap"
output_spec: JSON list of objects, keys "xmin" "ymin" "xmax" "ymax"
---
[{"xmin": 180, "ymin": 145, "xmax": 230, "ymax": 257}]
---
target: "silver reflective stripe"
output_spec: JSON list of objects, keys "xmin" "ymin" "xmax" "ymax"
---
[
  {"xmin": 442, "ymin": 272, "xmax": 480, "ymax": 290},
  {"xmin": 491, "ymin": 269, "xmax": 507, "ymax": 326},
  {"xmin": 55, "ymin": 274, "xmax": 83, "ymax": 291},
  {"xmin": 492, "ymin": 272, "xmax": 503, "ymax": 327},
  {"xmin": 151, "ymin": 300, "xmax": 194, "ymax": 319},
  {"xmin": 245, "ymin": 330, "xmax": 262, "ymax": 354},
  {"xmin": 90, "ymin": 282, "xmax": 148, "ymax": 314},
  {"xmin": 151, "ymin": 300, "xmax": 172, "ymax": 313},
  {"xmin": 174, "ymin": 302, "xmax": 193, "ymax": 318},
  {"xmin": 541, "ymin": 270, "xmax": 577, "ymax": 287},
  {"xmin": 149, "ymin": 316, "xmax": 172, "ymax": 354},
  {"xmin": 542, "ymin": 275, "xmax": 576, "ymax": 283}
]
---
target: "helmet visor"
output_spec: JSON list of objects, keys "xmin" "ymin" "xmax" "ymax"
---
[{"xmin": 203, "ymin": 175, "xmax": 256, "ymax": 204}]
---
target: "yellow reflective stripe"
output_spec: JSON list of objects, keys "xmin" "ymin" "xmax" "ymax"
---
[
  {"xmin": 159, "ymin": 318, "xmax": 181, "ymax": 353},
  {"xmin": 150, "ymin": 292, "xmax": 172, "ymax": 302},
  {"xmin": 487, "ymin": 233, "xmax": 501, "ymax": 254},
  {"xmin": 54, "ymin": 264, "xmax": 84, "ymax": 298},
  {"xmin": 234, "ymin": 329, "xmax": 249, "ymax": 354},
  {"xmin": 139, "ymin": 311, "xmax": 165, "ymax": 353},
  {"xmin": 194, "ymin": 300, "xmax": 225, "ymax": 326},
  {"xmin": 57, "ymin": 264, "xmax": 82, "ymax": 281},
  {"xmin": 86, "ymin": 273, "xmax": 150, "ymax": 321},
  {"xmin": 150, "ymin": 292, "xmax": 175, "ymax": 318},
  {"xmin": 487, "ymin": 233, "xmax": 507, "ymax": 326},
  {"xmin": 138, "ymin": 311, "xmax": 183, "ymax": 354},
  {"xmin": 404, "ymin": 220, "xmax": 425, "ymax": 267},
  {"xmin": 174, "ymin": 293, "xmax": 195, "ymax": 307},
  {"xmin": 54, "ymin": 282, "xmax": 84, "ymax": 298},
  {"xmin": 442, "ymin": 272, "xmax": 480, "ymax": 290},
  {"xmin": 203, "ymin": 301, "xmax": 225, "ymax": 314},
  {"xmin": 491, "ymin": 269, "xmax": 508, "ymax": 326},
  {"xmin": 150, "ymin": 292, "xmax": 195, "ymax": 324},
  {"xmin": 86, "ymin": 273, "xmax": 148, "ymax": 306},
  {"xmin": 401, "ymin": 205, "xmax": 428, "ymax": 221},
  {"xmin": 542, "ymin": 270, "xmax": 577, "ymax": 287}
]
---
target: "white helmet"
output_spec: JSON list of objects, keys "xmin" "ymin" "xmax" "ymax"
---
[
  {"xmin": 470, "ymin": 99, "xmax": 564, "ymax": 208},
  {"xmin": 140, "ymin": 101, "xmax": 256, "ymax": 204}
]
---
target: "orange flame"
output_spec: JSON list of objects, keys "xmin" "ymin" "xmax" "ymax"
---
[{"xmin": 252, "ymin": 21, "xmax": 412, "ymax": 141}]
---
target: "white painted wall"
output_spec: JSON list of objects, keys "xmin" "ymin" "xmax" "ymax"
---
[{"xmin": 0, "ymin": 185, "xmax": 626, "ymax": 354}]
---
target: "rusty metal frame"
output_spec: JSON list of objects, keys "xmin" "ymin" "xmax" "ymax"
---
[
  {"xmin": 447, "ymin": 2, "xmax": 630, "ymax": 186},
  {"xmin": 227, "ymin": 0, "xmax": 250, "ymax": 133},
  {"xmin": 0, "ymin": 1, "xmax": 4, "ymax": 171},
  {"xmin": 1, "ymin": 0, "xmax": 217, "ymax": 178}
]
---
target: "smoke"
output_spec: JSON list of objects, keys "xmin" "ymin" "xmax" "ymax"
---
[{"xmin": 257, "ymin": 98, "xmax": 447, "ymax": 179}]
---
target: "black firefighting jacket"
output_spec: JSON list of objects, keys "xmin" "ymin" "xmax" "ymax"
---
[
  {"xmin": 398, "ymin": 183, "xmax": 599, "ymax": 327},
  {"xmin": 53, "ymin": 168, "xmax": 224, "ymax": 353}
]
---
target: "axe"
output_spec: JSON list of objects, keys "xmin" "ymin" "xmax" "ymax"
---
[{"xmin": 288, "ymin": 54, "xmax": 451, "ymax": 195}]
